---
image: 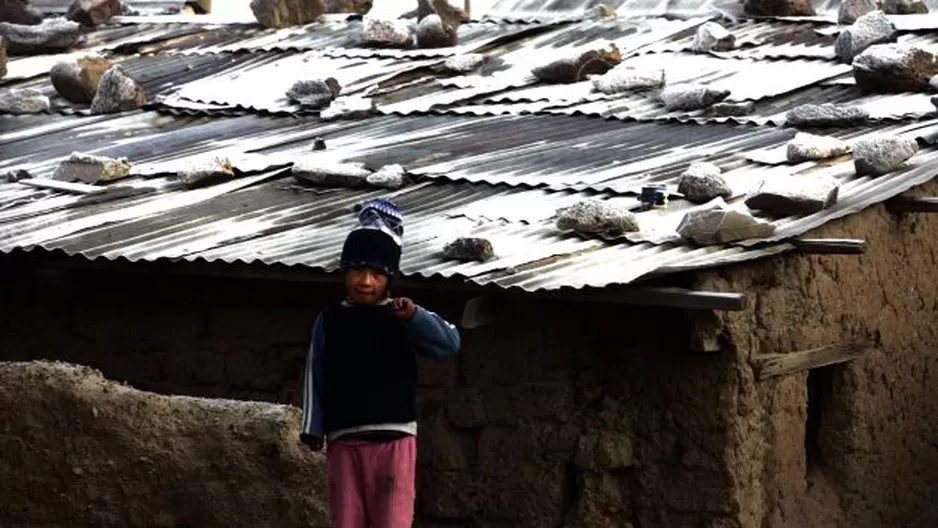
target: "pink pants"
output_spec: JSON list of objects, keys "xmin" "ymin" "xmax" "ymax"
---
[{"xmin": 326, "ymin": 436, "xmax": 416, "ymax": 528}]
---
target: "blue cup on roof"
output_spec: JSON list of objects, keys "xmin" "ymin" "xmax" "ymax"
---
[{"xmin": 640, "ymin": 184, "xmax": 668, "ymax": 210}]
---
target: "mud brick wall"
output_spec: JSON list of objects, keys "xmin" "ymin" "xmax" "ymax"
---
[{"xmin": 0, "ymin": 258, "xmax": 741, "ymax": 527}]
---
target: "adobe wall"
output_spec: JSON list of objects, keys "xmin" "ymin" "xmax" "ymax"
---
[
  {"xmin": 0, "ymin": 256, "xmax": 739, "ymax": 527},
  {"xmin": 699, "ymin": 180, "xmax": 938, "ymax": 528}
]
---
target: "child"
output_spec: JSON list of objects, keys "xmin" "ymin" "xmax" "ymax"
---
[{"xmin": 300, "ymin": 199, "xmax": 461, "ymax": 528}]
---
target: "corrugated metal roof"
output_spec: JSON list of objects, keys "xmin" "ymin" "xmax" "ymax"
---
[
  {"xmin": 2, "ymin": 6, "xmax": 938, "ymax": 293},
  {"xmin": 0, "ymin": 24, "xmax": 212, "ymax": 83}
]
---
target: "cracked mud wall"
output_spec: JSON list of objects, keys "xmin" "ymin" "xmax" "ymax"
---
[
  {"xmin": 0, "ymin": 259, "xmax": 744, "ymax": 527},
  {"xmin": 698, "ymin": 180, "xmax": 938, "ymax": 528}
]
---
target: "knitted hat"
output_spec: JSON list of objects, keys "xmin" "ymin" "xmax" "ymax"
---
[{"xmin": 340, "ymin": 198, "xmax": 404, "ymax": 278}]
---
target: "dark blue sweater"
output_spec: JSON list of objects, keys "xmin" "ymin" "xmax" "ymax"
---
[{"xmin": 300, "ymin": 300, "xmax": 460, "ymax": 441}]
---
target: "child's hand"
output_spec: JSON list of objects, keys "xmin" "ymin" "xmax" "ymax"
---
[{"xmin": 391, "ymin": 297, "xmax": 417, "ymax": 320}]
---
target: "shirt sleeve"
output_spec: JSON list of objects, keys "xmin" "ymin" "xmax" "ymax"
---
[
  {"xmin": 300, "ymin": 314, "xmax": 325, "ymax": 438},
  {"xmin": 406, "ymin": 306, "xmax": 461, "ymax": 360}
]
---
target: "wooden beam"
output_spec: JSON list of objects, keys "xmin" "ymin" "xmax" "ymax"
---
[
  {"xmin": 885, "ymin": 196, "xmax": 938, "ymax": 213},
  {"xmin": 753, "ymin": 342, "xmax": 872, "ymax": 380},
  {"xmin": 792, "ymin": 238, "xmax": 867, "ymax": 255}
]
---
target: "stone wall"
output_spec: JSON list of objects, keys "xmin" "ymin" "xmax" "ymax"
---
[{"xmin": 0, "ymin": 256, "xmax": 739, "ymax": 527}]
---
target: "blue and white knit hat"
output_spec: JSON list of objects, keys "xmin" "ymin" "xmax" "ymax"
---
[{"xmin": 340, "ymin": 199, "xmax": 404, "ymax": 278}]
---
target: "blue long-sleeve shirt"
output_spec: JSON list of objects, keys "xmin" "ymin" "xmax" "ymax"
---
[{"xmin": 300, "ymin": 302, "xmax": 460, "ymax": 441}]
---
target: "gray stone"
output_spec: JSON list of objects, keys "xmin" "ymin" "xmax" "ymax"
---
[
  {"xmin": 0, "ymin": 0, "xmax": 42, "ymax": 25},
  {"xmin": 0, "ymin": 87, "xmax": 49, "ymax": 114},
  {"xmin": 323, "ymin": 0, "xmax": 372, "ymax": 14},
  {"xmin": 50, "ymin": 56, "xmax": 113, "ymax": 104},
  {"xmin": 442, "ymin": 237, "xmax": 494, "ymax": 262},
  {"xmin": 443, "ymin": 53, "xmax": 484, "ymax": 73},
  {"xmin": 285, "ymin": 78, "xmax": 340, "ymax": 110},
  {"xmin": 834, "ymin": 11, "xmax": 897, "ymax": 64},
  {"xmin": 883, "ymin": 0, "xmax": 929, "ymax": 14},
  {"xmin": 532, "ymin": 45, "xmax": 621, "ymax": 84},
  {"xmin": 677, "ymin": 162, "xmax": 732, "ymax": 203},
  {"xmin": 853, "ymin": 43, "xmax": 938, "ymax": 93},
  {"xmin": 3, "ymin": 168, "xmax": 31, "ymax": 182},
  {"xmin": 838, "ymin": 0, "xmax": 877, "ymax": 24},
  {"xmin": 52, "ymin": 152, "xmax": 132, "ymax": 184},
  {"xmin": 744, "ymin": 175, "xmax": 839, "ymax": 216},
  {"xmin": 591, "ymin": 65, "xmax": 665, "ymax": 94},
  {"xmin": 786, "ymin": 132, "xmax": 850, "ymax": 162},
  {"xmin": 677, "ymin": 198, "xmax": 776, "ymax": 245},
  {"xmin": 555, "ymin": 199, "xmax": 639, "ymax": 235},
  {"xmin": 293, "ymin": 158, "xmax": 371, "ymax": 187},
  {"xmin": 853, "ymin": 135, "xmax": 919, "ymax": 176},
  {"xmin": 320, "ymin": 95, "xmax": 375, "ymax": 121},
  {"xmin": 785, "ymin": 103, "xmax": 869, "ymax": 127},
  {"xmin": 250, "ymin": 0, "xmax": 325, "ymax": 28},
  {"xmin": 362, "ymin": 17, "xmax": 414, "ymax": 48},
  {"xmin": 691, "ymin": 21, "xmax": 735, "ymax": 53},
  {"xmin": 0, "ymin": 18, "xmax": 83, "ymax": 54},
  {"xmin": 177, "ymin": 156, "xmax": 235, "ymax": 189},
  {"xmin": 660, "ymin": 84, "xmax": 730, "ymax": 111},
  {"xmin": 90, "ymin": 66, "xmax": 147, "ymax": 114},
  {"xmin": 712, "ymin": 101, "xmax": 755, "ymax": 116},
  {"xmin": 365, "ymin": 164, "xmax": 406, "ymax": 189},
  {"xmin": 743, "ymin": 0, "xmax": 816, "ymax": 16},
  {"xmin": 67, "ymin": 0, "xmax": 122, "ymax": 27},
  {"xmin": 416, "ymin": 13, "xmax": 457, "ymax": 48}
]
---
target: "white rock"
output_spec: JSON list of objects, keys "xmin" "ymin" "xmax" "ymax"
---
[
  {"xmin": 320, "ymin": 96, "xmax": 376, "ymax": 121},
  {"xmin": 786, "ymin": 132, "xmax": 850, "ymax": 162},
  {"xmin": 677, "ymin": 198, "xmax": 775, "ymax": 245},
  {"xmin": 691, "ymin": 21, "xmax": 735, "ymax": 53},
  {"xmin": 52, "ymin": 152, "xmax": 132, "ymax": 184},
  {"xmin": 362, "ymin": 17, "xmax": 413, "ymax": 48},
  {"xmin": 834, "ymin": 11, "xmax": 897, "ymax": 64},
  {"xmin": 293, "ymin": 158, "xmax": 371, "ymax": 187},
  {"xmin": 443, "ymin": 53, "xmax": 484, "ymax": 73},
  {"xmin": 838, "ymin": 0, "xmax": 877, "ymax": 25},
  {"xmin": 0, "ymin": 88, "xmax": 49, "ymax": 114},
  {"xmin": 366, "ymin": 164, "xmax": 406, "ymax": 189},
  {"xmin": 591, "ymin": 65, "xmax": 665, "ymax": 94},
  {"xmin": 744, "ymin": 175, "xmax": 839, "ymax": 216},
  {"xmin": 785, "ymin": 103, "xmax": 869, "ymax": 127},
  {"xmin": 852, "ymin": 135, "xmax": 919, "ymax": 176},
  {"xmin": 555, "ymin": 199, "xmax": 638, "ymax": 235},
  {"xmin": 677, "ymin": 162, "xmax": 732, "ymax": 203},
  {"xmin": 660, "ymin": 84, "xmax": 730, "ymax": 111}
]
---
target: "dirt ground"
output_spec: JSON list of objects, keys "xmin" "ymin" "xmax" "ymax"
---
[{"xmin": 0, "ymin": 360, "xmax": 328, "ymax": 528}]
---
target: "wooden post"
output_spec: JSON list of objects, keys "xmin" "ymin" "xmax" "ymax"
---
[
  {"xmin": 792, "ymin": 238, "xmax": 867, "ymax": 255},
  {"xmin": 753, "ymin": 342, "xmax": 872, "ymax": 380},
  {"xmin": 885, "ymin": 196, "xmax": 938, "ymax": 213}
]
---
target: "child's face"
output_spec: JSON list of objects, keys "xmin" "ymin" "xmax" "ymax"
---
[{"xmin": 345, "ymin": 267, "xmax": 389, "ymax": 305}]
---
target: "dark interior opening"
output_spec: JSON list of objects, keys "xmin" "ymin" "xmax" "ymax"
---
[{"xmin": 805, "ymin": 365, "xmax": 835, "ymax": 472}]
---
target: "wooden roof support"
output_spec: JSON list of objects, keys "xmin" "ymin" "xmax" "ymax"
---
[
  {"xmin": 792, "ymin": 238, "xmax": 867, "ymax": 255},
  {"xmin": 753, "ymin": 342, "xmax": 873, "ymax": 381},
  {"xmin": 885, "ymin": 196, "xmax": 938, "ymax": 213}
]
